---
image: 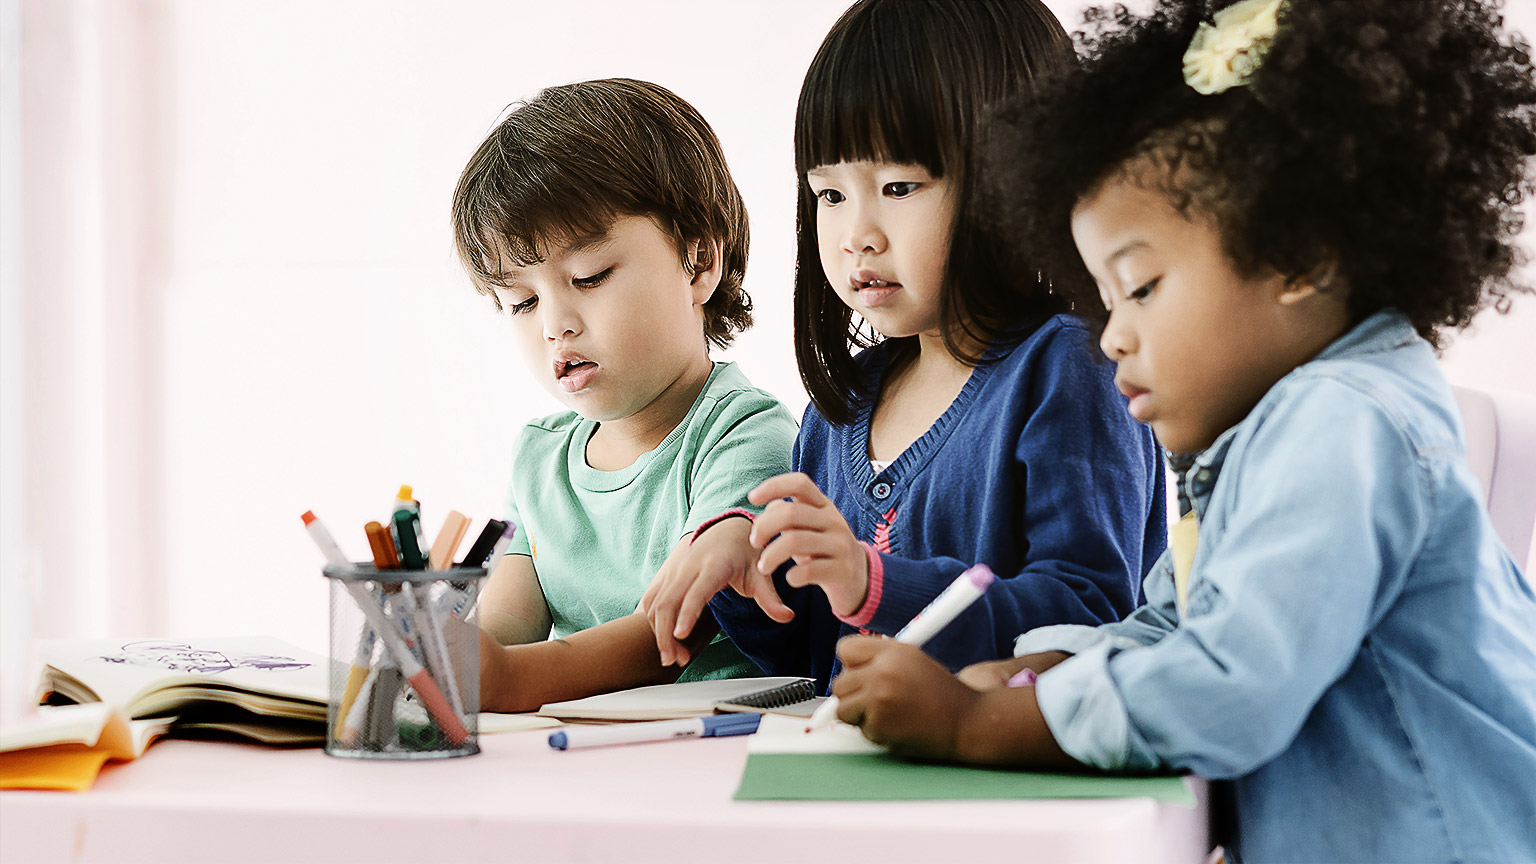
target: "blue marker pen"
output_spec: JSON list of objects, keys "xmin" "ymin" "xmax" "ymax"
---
[{"xmin": 549, "ymin": 713, "xmax": 761, "ymax": 750}]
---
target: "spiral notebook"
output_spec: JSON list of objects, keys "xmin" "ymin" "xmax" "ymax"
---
[{"xmin": 536, "ymin": 677, "xmax": 823, "ymax": 722}]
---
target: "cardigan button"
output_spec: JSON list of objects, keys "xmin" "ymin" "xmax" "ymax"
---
[{"xmin": 871, "ymin": 482, "xmax": 892, "ymax": 500}]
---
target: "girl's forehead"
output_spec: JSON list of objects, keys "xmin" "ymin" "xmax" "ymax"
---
[{"xmin": 806, "ymin": 160, "xmax": 939, "ymax": 176}]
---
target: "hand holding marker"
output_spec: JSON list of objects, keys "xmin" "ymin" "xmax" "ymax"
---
[{"xmin": 806, "ymin": 564, "xmax": 996, "ymax": 732}]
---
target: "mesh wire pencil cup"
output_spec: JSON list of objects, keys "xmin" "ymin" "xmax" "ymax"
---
[{"xmin": 323, "ymin": 564, "xmax": 485, "ymax": 759}]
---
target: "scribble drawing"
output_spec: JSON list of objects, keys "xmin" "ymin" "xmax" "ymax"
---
[{"xmin": 97, "ymin": 640, "xmax": 311, "ymax": 674}]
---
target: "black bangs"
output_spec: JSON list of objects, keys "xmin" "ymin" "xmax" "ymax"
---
[
  {"xmin": 789, "ymin": 0, "xmax": 1077, "ymax": 426},
  {"xmin": 794, "ymin": 1, "xmax": 954, "ymax": 177}
]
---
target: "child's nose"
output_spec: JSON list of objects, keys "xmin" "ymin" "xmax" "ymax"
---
[
  {"xmin": 1099, "ymin": 313, "xmax": 1135, "ymax": 359},
  {"xmin": 841, "ymin": 204, "xmax": 887, "ymax": 255},
  {"xmin": 540, "ymin": 295, "xmax": 582, "ymax": 341}
]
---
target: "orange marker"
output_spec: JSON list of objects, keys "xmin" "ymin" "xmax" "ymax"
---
[{"xmin": 365, "ymin": 521, "xmax": 400, "ymax": 569}]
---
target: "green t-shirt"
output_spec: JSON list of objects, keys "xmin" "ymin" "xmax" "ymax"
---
[{"xmin": 505, "ymin": 362, "xmax": 797, "ymax": 681}]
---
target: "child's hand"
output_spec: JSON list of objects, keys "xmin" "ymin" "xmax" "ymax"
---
[
  {"xmin": 640, "ymin": 517, "xmax": 793, "ymax": 667},
  {"xmin": 956, "ymin": 651, "xmax": 1073, "ymax": 691},
  {"xmin": 748, "ymin": 473, "xmax": 869, "ymax": 617},
  {"xmin": 956, "ymin": 657, "xmax": 1028, "ymax": 691},
  {"xmin": 831, "ymin": 634, "xmax": 981, "ymax": 762}
]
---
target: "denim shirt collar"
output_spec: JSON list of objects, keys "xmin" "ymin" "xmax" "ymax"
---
[{"xmin": 1170, "ymin": 309, "xmax": 1417, "ymax": 518}]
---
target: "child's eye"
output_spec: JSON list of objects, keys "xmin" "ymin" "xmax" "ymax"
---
[
  {"xmin": 573, "ymin": 268, "xmax": 612, "ymax": 289},
  {"xmin": 814, "ymin": 188, "xmax": 845, "ymax": 205},
  {"xmin": 1128, "ymin": 277, "xmax": 1160, "ymax": 303},
  {"xmin": 507, "ymin": 296, "xmax": 538, "ymax": 315},
  {"xmin": 884, "ymin": 181, "xmax": 921, "ymax": 198}
]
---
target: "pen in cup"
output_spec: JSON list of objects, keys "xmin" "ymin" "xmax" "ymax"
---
[
  {"xmin": 457, "ymin": 519, "xmax": 509, "ymax": 569},
  {"xmin": 301, "ymin": 511, "xmax": 376, "ymax": 733},
  {"xmin": 344, "ymin": 580, "xmax": 469, "ymax": 746},
  {"xmin": 394, "ymin": 510, "xmax": 428, "ymax": 570},
  {"xmin": 428, "ymin": 510, "xmax": 471, "ymax": 571},
  {"xmin": 806, "ymin": 563, "xmax": 996, "ymax": 733}
]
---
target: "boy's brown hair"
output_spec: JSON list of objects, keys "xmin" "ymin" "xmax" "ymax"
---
[{"xmin": 452, "ymin": 78, "xmax": 752, "ymax": 349}]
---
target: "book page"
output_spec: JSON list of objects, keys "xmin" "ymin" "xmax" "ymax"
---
[
  {"xmin": 0, "ymin": 703, "xmax": 172, "ymax": 758},
  {"xmin": 748, "ymin": 712, "xmax": 885, "ymax": 755},
  {"xmin": 38, "ymin": 637, "xmax": 330, "ymax": 718}
]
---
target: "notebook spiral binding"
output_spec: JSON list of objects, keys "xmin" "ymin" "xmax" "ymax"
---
[{"xmin": 721, "ymin": 679, "xmax": 817, "ymax": 709}]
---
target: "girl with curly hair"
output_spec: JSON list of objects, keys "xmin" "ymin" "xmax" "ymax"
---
[{"xmin": 829, "ymin": 2, "xmax": 1536, "ymax": 861}]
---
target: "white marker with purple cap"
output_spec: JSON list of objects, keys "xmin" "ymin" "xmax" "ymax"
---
[{"xmin": 806, "ymin": 563, "xmax": 996, "ymax": 732}]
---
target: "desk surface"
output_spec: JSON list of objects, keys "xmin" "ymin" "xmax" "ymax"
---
[{"xmin": 1, "ymin": 728, "xmax": 1210, "ymax": 864}]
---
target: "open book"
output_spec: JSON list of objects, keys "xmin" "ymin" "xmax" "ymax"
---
[
  {"xmin": 1, "ymin": 637, "xmax": 330, "ymax": 790},
  {"xmin": 537, "ymin": 677, "xmax": 824, "ymax": 722}
]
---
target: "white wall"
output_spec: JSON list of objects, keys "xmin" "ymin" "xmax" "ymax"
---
[{"xmin": 4, "ymin": 0, "xmax": 1534, "ymax": 686}]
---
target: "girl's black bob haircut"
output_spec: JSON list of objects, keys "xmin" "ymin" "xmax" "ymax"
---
[
  {"xmin": 794, "ymin": 0, "xmax": 1075, "ymax": 425},
  {"xmin": 985, "ymin": 0, "xmax": 1536, "ymax": 348}
]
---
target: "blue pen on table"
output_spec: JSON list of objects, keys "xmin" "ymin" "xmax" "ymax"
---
[
  {"xmin": 806, "ymin": 563, "xmax": 997, "ymax": 732},
  {"xmin": 548, "ymin": 713, "xmax": 761, "ymax": 750}
]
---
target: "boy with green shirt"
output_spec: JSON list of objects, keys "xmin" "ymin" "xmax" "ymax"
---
[{"xmin": 450, "ymin": 78, "xmax": 797, "ymax": 710}]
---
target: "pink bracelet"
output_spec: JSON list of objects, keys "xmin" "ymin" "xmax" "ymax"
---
[
  {"xmin": 835, "ymin": 542, "xmax": 885, "ymax": 627},
  {"xmin": 689, "ymin": 509, "xmax": 754, "ymax": 545}
]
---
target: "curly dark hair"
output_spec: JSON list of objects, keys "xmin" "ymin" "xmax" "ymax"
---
[
  {"xmin": 984, "ymin": 0, "xmax": 1536, "ymax": 347},
  {"xmin": 452, "ymin": 78, "xmax": 752, "ymax": 350}
]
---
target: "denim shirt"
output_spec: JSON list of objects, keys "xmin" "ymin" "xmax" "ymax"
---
[{"xmin": 1015, "ymin": 310, "xmax": 1536, "ymax": 864}]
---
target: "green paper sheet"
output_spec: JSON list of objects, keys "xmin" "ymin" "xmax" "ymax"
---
[{"xmin": 734, "ymin": 752, "xmax": 1194, "ymax": 805}]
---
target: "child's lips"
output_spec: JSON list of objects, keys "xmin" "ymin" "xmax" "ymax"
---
[
  {"xmin": 555, "ymin": 355, "xmax": 599, "ymax": 392},
  {"xmin": 1118, "ymin": 381, "xmax": 1153, "ymax": 421},
  {"xmin": 850, "ymin": 271, "xmax": 902, "ymax": 307}
]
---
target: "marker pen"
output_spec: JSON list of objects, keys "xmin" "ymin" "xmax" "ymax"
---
[
  {"xmin": 344, "ymin": 581, "xmax": 469, "ymax": 746},
  {"xmin": 488, "ymin": 522, "xmax": 518, "ymax": 562},
  {"xmin": 806, "ymin": 563, "xmax": 997, "ymax": 732},
  {"xmin": 301, "ymin": 511, "xmax": 352, "ymax": 568},
  {"xmin": 428, "ymin": 510, "xmax": 471, "ymax": 570},
  {"xmin": 1008, "ymin": 668, "xmax": 1038, "ymax": 688},
  {"xmin": 549, "ymin": 713, "xmax": 761, "ymax": 750},
  {"xmin": 393, "ymin": 510, "xmax": 428, "ymax": 570},
  {"xmin": 391, "ymin": 485, "xmax": 428, "ymax": 564},
  {"xmin": 302, "ymin": 511, "xmax": 375, "ymax": 728},
  {"xmin": 457, "ymin": 519, "xmax": 509, "ymax": 569},
  {"xmin": 402, "ymin": 581, "xmax": 465, "ymax": 718},
  {"xmin": 365, "ymin": 521, "xmax": 401, "ymax": 570}
]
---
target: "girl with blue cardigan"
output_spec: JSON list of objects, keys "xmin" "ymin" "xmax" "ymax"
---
[{"xmin": 641, "ymin": 0, "xmax": 1167, "ymax": 693}]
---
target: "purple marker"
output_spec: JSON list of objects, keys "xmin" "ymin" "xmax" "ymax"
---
[{"xmin": 1008, "ymin": 668, "xmax": 1038, "ymax": 688}]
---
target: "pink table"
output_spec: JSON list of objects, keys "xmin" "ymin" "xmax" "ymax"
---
[{"xmin": 1, "ymin": 728, "xmax": 1210, "ymax": 863}]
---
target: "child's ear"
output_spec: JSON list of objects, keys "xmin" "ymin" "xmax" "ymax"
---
[
  {"xmin": 1277, "ymin": 257, "xmax": 1343, "ymax": 306},
  {"xmin": 686, "ymin": 238, "xmax": 724, "ymax": 304}
]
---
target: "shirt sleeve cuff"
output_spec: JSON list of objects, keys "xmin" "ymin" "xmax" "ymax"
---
[
  {"xmin": 834, "ymin": 542, "xmax": 885, "ymax": 627},
  {"xmin": 1035, "ymin": 643, "xmax": 1162, "ymax": 772},
  {"xmin": 1013, "ymin": 623, "xmax": 1113, "ymax": 657},
  {"xmin": 690, "ymin": 509, "xmax": 754, "ymax": 545}
]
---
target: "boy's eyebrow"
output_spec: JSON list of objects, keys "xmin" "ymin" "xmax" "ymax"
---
[{"xmin": 562, "ymin": 230, "xmax": 617, "ymax": 255}]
